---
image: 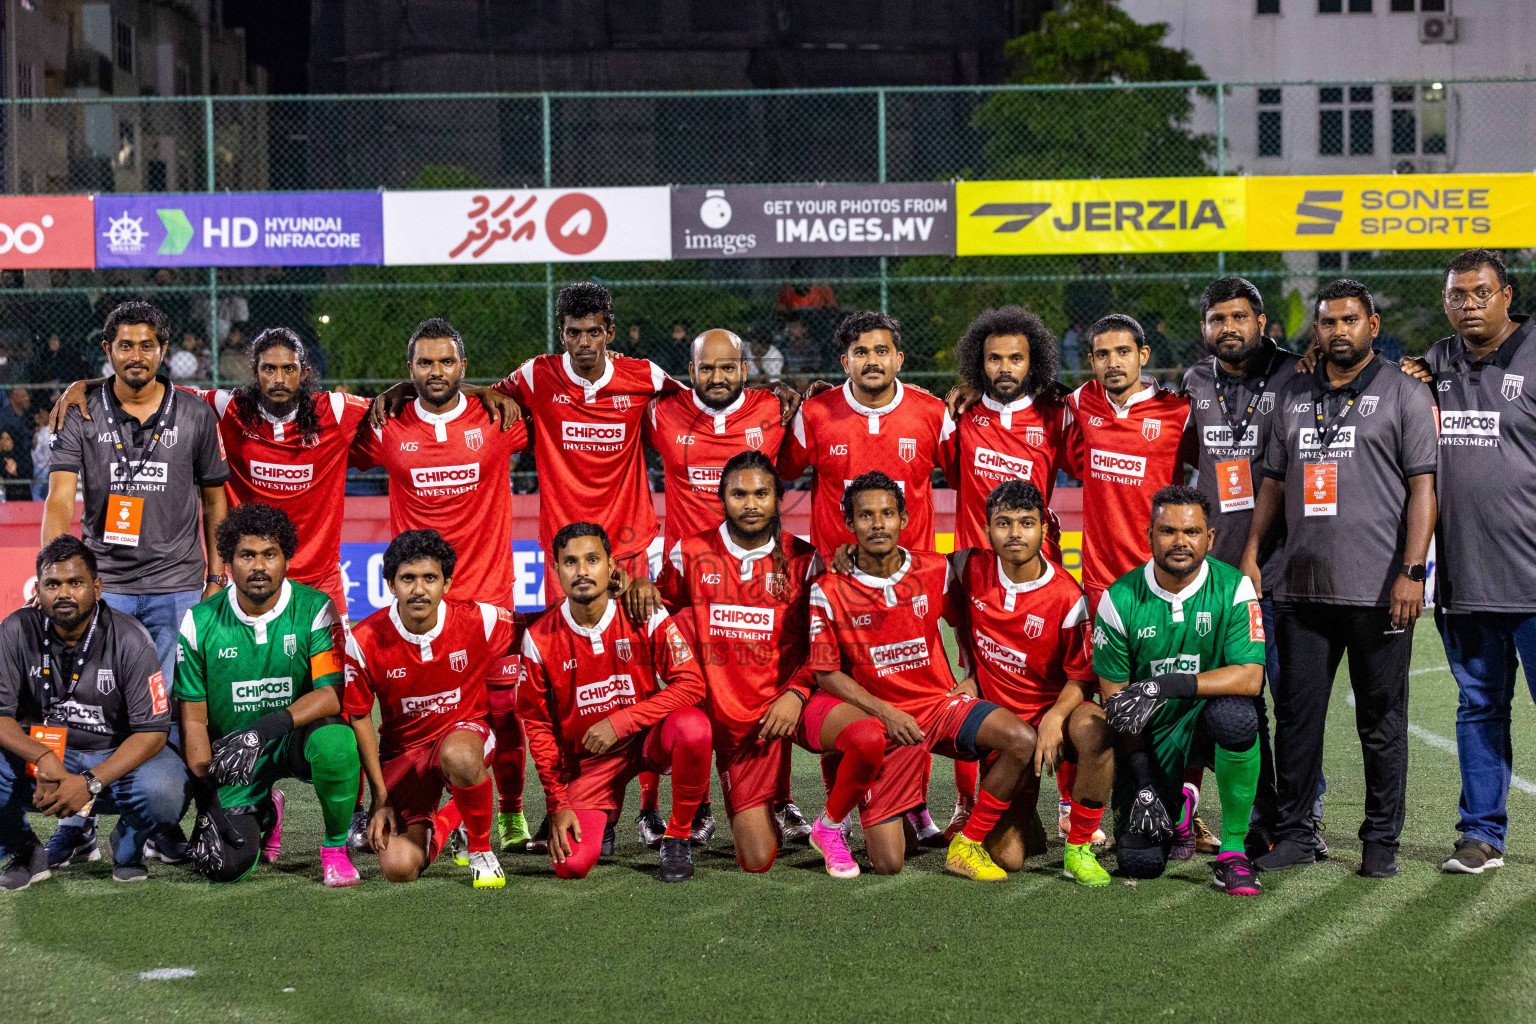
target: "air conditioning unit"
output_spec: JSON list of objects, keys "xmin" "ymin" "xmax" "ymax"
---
[{"xmin": 1420, "ymin": 14, "xmax": 1458, "ymax": 43}]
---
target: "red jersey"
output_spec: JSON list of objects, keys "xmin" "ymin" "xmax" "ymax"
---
[
  {"xmin": 495, "ymin": 352, "xmax": 684, "ymax": 562},
  {"xmin": 942, "ymin": 391, "xmax": 1072, "ymax": 552},
  {"xmin": 199, "ymin": 388, "xmax": 370, "ymax": 584},
  {"xmin": 644, "ymin": 388, "xmax": 786, "ymax": 552},
  {"xmin": 518, "ymin": 598, "xmax": 706, "ymax": 811},
  {"xmin": 807, "ymin": 548, "xmax": 957, "ymax": 727},
  {"xmin": 351, "ymin": 395, "xmax": 528, "ymax": 605},
  {"xmin": 342, "ymin": 598, "xmax": 518, "ymax": 760},
  {"xmin": 1063, "ymin": 379, "xmax": 1194, "ymax": 592},
  {"xmin": 778, "ymin": 380, "xmax": 949, "ymax": 556},
  {"xmin": 655, "ymin": 522, "xmax": 819, "ymax": 744},
  {"xmin": 948, "ymin": 549, "xmax": 1095, "ymax": 723}
]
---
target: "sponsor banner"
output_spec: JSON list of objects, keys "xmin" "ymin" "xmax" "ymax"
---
[
  {"xmin": 0, "ymin": 196, "xmax": 95, "ymax": 268},
  {"xmin": 383, "ymin": 187, "xmax": 671, "ymax": 265},
  {"xmin": 958, "ymin": 177, "xmax": 1246, "ymax": 255},
  {"xmin": 1246, "ymin": 173, "xmax": 1536, "ymax": 251},
  {"xmin": 96, "ymin": 192, "xmax": 383, "ymax": 267},
  {"xmin": 671, "ymin": 183, "xmax": 954, "ymax": 259}
]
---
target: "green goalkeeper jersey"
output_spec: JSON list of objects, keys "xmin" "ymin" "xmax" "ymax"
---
[
  {"xmin": 1092, "ymin": 557, "xmax": 1265, "ymax": 703},
  {"xmin": 175, "ymin": 580, "xmax": 343, "ymax": 740}
]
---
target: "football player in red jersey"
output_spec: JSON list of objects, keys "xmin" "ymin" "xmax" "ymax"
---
[
  {"xmin": 948, "ymin": 480, "xmax": 1114, "ymax": 886},
  {"xmin": 624, "ymin": 451, "xmax": 888, "ymax": 877},
  {"xmin": 808, "ymin": 472, "xmax": 1038, "ymax": 880},
  {"xmin": 351, "ymin": 318, "xmax": 536, "ymax": 853},
  {"xmin": 344, "ymin": 530, "xmax": 519, "ymax": 889},
  {"xmin": 518, "ymin": 523, "xmax": 711, "ymax": 883}
]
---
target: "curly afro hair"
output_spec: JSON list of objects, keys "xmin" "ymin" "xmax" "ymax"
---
[
  {"xmin": 216, "ymin": 502, "xmax": 299, "ymax": 564},
  {"xmin": 955, "ymin": 306, "xmax": 1059, "ymax": 400}
]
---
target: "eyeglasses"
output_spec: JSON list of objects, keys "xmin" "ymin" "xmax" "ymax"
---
[{"xmin": 1445, "ymin": 287, "xmax": 1503, "ymax": 310}]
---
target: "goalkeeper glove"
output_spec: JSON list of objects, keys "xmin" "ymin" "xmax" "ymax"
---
[
  {"xmin": 1104, "ymin": 673, "xmax": 1197, "ymax": 735},
  {"xmin": 209, "ymin": 709, "xmax": 294, "ymax": 786},
  {"xmin": 1127, "ymin": 786, "xmax": 1174, "ymax": 842}
]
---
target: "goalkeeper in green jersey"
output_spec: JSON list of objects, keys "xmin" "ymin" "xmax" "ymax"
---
[
  {"xmin": 1092, "ymin": 486, "xmax": 1266, "ymax": 896},
  {"xmin": 175, "ymin": 502, "xmax": 362, "ymax": 886}
]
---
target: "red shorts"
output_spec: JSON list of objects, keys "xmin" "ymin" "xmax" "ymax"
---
[
  {"xmin": 862, "ymin": 694, "xmax": 1000, "ymax": 825},
  {"xmin": 562, "ymin": 726, "xmax": 673, "ymax": 812},
  {"xmin": 298, "ymin": 562, "xmax": 349, "ymax": 626},
  {"xmin": 715, "ymin": 738, "xmax": 792, "ymax": 817},
  {"xmin": 793, "ymin": 690, "xmax": 842, "ymax": 753},
  {"xmin": 380, "ymin": 720, "xmax": 495, "ymax": 826}
]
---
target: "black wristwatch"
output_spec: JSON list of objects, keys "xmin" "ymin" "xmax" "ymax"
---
[
  {"xmin": 1401, "ymin": 563, "xmax": 1428, "ymax": 583},
  {"xmin": 81, "ymin": 770, "xmax": 103, "ymax": 797}
]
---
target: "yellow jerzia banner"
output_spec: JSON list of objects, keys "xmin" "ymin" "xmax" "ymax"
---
[{"xmin": 956, "ymin": 173, "xmax": 1536, "ymax": 255}]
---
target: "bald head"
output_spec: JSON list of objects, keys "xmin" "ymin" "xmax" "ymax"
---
[{"xmin": 690, "ymin": 328, "xmax": 747, "ymax": 410}]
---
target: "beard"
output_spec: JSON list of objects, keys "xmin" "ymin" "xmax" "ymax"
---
[
  {"xmin": 258, "ymin": 390, "xmax": 302, "ymax": 419},
  {"xmin": 984, "ymin": 375, "xmax": 1027, "ymax": 402},
  {"xmin": 1208, "ymin": 329, "xmax": 1264, "ymax": 366},
  {"xmin": 696, "ymin": 381, "xmax": 744, "ymax": 411}
]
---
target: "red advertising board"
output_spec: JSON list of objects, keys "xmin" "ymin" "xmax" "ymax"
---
[{"xmin": 0, "ymin": 195, "xmax": 95, "ymax": 268}]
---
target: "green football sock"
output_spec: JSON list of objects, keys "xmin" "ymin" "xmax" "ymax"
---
[
  {"xmin": 305, "ymin": 723, "xmax": 362, "ymax": 848},
  {"xmin": 1213, "ymin": 738, "xmax": 1260, "ymax": 854}
]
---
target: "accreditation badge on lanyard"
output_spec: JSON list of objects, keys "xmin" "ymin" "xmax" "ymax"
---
[
  {"xmin": 1214, "ymin": 458, "xmax": 1255, "ymax": 512},
  {"xmin": 1211, "ymin": 357, "xmax": 1277, "ymax": 514},
  {"xmin": 1305, "ymin": 384, "xmax": 1357, "ymax": 518},
  {"xmin": 101, "ymin": 383, "xmax": 175, "ymax": 548}
]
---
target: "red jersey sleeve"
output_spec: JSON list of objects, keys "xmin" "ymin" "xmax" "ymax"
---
[
  {"xmin": 936, "ymin": 409, "xmax": 960, "ymax": 487},
  {"xmin": 605, "ymin": 611, "xmax": 706, "ymax": 739},
  {"xmin": 494, "ymin": 358, "xmax": 535, "ymax": 405},
  {"xmin": 515, "ymin": 632, "xmax": 570, "ymax": 812},
  {"xmin": 1061, "ymin": 399, "xmax": 1085, "ymax": 479},
  {"xmin": 777, "ymin": 407, "xmax": 813, "ymax": 481},
  {"xmin": 653, "ymin": 540, "xmax": 689, "ymax": 612},
  {"xmin": 349, "ymin": 423, "xmax": 383, "ymax": 471},
  {"xmin": 336, "ymin": 391, "xmax": 372, "ymax": 435},
  {"xmin": 806, "ymin": 581, "xmax": 842, "ymax": 674},
  {"xmin": 341, "ymin": 631, "xmax": 377, "ymax": 719}
]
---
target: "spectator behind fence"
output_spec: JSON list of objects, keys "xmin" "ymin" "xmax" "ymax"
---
[
  {"xmin": 0, "ymin": 387, "xmax": 31, "ymax": 442},
  {"xmin": 31, "ymin": 333, "xmax": 90, "ymax": 386},
  {"xmin": 745, "ymin": 336, "xmax": 784, "ymax": 380},
  {"xmin": 167, "ymin": 331, "xmax": 210, "ymax": 381},
  {"xmin": 0, "ymin": 429, "xmax": 30, "ymax": 502},
  {"xmin": 217, "ymin": 326, "xmax": 249, "ymax": 384},
  {"xmin": 29, "ymin": 406, "xmax": 49, "ymax": 501}
]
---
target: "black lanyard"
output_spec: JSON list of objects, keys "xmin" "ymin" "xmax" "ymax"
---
[
  {"xmin": 99, "ymin": 380, "xmax": 175, "ymax": 486},
  {"xmin": 41, "ymin": 605, "xmax": 101, "ymax": 715},
  {"xmin": 1312, "ymin": 383, "xmax": 1361, "ymax": 457},
  {"xmin": 1213, "ymin": 350, "xmax": 1281, "ymax": 447}
]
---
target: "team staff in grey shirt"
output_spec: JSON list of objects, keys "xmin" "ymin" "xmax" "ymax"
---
[
  {"xmin": 1183, "ymin": 276, "xmax": 1305, "ymax": 855},
  {"xmin": 1241, "ymin": 279, "xmax": 1438, "ymax": 880},
  {"xmin": 39, "ymin": 301, "xmax": 227, "ymax": 869},
  {"xmin": 1401, "ymin": 249, "xmax": 1536, "ymax": 874}
]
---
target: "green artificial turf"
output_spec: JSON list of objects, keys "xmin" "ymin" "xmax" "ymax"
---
[{"xmin": 4, "ymin": 624, "xmax": 1536, "ymax": 1023}]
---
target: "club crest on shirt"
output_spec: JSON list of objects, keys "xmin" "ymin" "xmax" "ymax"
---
[
  {"xmin": 159, "ymin": 426, "xmax": 178, "ymax": 448},
  {"xmin": 613, "ymin": 394, "xmax": 632, "ymax": 411},
  {"xmin": 745, "ymin": 427, "xmax": 763, "ymax": 450},
  {"xmin": 1023, "ymin": 614, "xmax": 1045, "ymax": 640},
  {"xmin": 1026, "ymin": 426, "xmax": 1045, "ymax": 447},
  {"xmin": 898, "ymin": 437, "xmax": 917, "ymax": 462},
  {"xmin": 615, "ymin": 638, "xmax": 632, "ymax": 663},
  {"xmin": 764, "ymin": 572, "xmax": 787, "ymax": 598},
  {"xmin": 1195, "ymin": 611, "xmax": 1212, "ymax": 636},
  {"xmin": 283, "ymin": 633, "xmax": 297, "ymax": 656},
  {"xmin": 1504, "ymin": 374, "xmax": 1525, "ymax": 403},
  {"xmin": 1358, "ymin": 395, "xmax": 1379, "ymax": 417},
  {"xmin": 95, "ymin": 668, "xmax": 115, "ymax": 695},
  {"xmin": 913, "ymin": 594, "xmax": 929, "ymax": 618},
  {"xmin": 464, "ymin": 427, "xmax": 484, "ymax": 451},
  {"xmin": 1142, "ymin": 418, "xmax": 1161, "ymax": 441},
  {"xmin": 1258, "ymin": 392, "xmax": 1275, "ymax": 415},
  {"xmin": 450, "ymin": 649, "xmax": 469, "ymax": 672}
]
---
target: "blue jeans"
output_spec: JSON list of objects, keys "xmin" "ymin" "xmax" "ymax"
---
[
  {"xmin": 1259, "ymin": 597, "xmax": 1326, "ymax": 826},
  {"xmin": 0, "ymin": 742, "xmax": 189, "ymax": 864},
  {"xmin": 1436, "ymin": 607, "xmax": 1536, "ymax": 851},
  {"xmin": 102, "ymin": 588, "xmax": 205, "ymax": 687}
]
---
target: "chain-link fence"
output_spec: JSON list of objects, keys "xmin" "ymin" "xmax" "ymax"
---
[{"xmin": 0, "ymin": 79, "xmax": 1531, "ymax": 415}]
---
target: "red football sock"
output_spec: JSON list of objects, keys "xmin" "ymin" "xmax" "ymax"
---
[
  {"xmin": 1067, "ymin": 799, "xmax": 1105, "ymax": 846},
  {"xmin": 452, "ymin": 778, "xmax": 494, "ymax": 853},
  {"xmin": 824, "ymin": 717, "xmax": 884, "ymax": 824},
  {"xmin": 953, "ymin": 759, "xmax": 978, "ymax": 810},
  {"xmin": 961, "ymin": 786, "xmax": 1011, "ymax": 843},
  {"xmin": 486, "ymin": 684, "xmax": 526, "ymax": 813},
  {"xmin": 427, "ymin": 801, "xmax": 463, "ymax": 864},
  {"xmin": 819, "ymin": 751, "xmax": 841, "ymax": 798},
  {"xmin": 639, "ymin": 770, "xmax": 660, "ymax": 812},
  {"xmin": 644, "ymin": 708, "xmax": 711, "ymax": 839},
  {"xmin": 1056, "ymin": 760, "xmax": 1077, "ymax": 804}
]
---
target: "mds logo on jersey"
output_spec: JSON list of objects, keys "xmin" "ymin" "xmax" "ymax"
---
[
  {"xmin": 870, "ymin": 637, "xmax": 929, "ymax": 675},
  {"xmin": 410, "ymin": 463, "xmax": 480, "ymax": 489},
  {"xmin": 232, "ymin": 676, "xmax": 295, "ymax": 706},
  {"xmin": 708, "ymin": 603, "xmax": 775, "ymax": 637},
  {"xmin": 974, "ymin": 631, "xmax": 1028, "ymax": 671},
  {"xmin": 251, "ymin": 461, "xmax": 314, "ymax": 488},
  {"xmin": 974, "ymin": 446, "xmax": 1032, "ymax": 480},
  {"xmin": 1089, "ymin": 449, "xmax": 1147, "ymax": 480},
  {"xmin": 576, "ymin": 674, "xmax": 636, "ymax": 710},
  {"xmin": 402, "ymin": 687, "xmax": 463, "ymax": 716},
  {"xmin": 1149, "ymin": 654, "xmax": 1201, "ymax": 675}
]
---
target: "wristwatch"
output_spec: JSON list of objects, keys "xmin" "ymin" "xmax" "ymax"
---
[
  {"xmin": 205, "ymin": 573, "xmax": 228, "ymax": 587},
  {"xmin": 1401, "ymin": 563, "xmax": 1428, "ymax": 583},
  {"xmin": 80, "ymin": 770, "xmax": 103, "ymax": 797}
]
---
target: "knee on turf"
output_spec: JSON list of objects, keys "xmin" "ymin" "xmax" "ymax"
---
[
  {"xmin": 1116, "ymin": 833, "xmax": 1168, "ymax": 879},
  {"xmin": 379, "ymin": 843, "xmax": 424, "ymax": 884},
  {"xmin": 198, "ymin": 813, "xmax": 262, "ymax": 884},
  {"xmin": 1202, "ymin": 696, "xmax": 1259, "ymax": 751},
  {"xmin": 737, "ymin": 848, "xmax": 776, "ymax": 874}
]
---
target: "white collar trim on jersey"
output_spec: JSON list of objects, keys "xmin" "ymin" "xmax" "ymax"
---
[
  {"xmin": 843, "ymin": 378, "xmax": 904, "ymax": 435},
  {"xmin": 1143, "ymin": 559, "xmax": 1209, "ymax": 623},
  {"xmin": 996, "ymin": 557, "xmax": 1054, "ymax": 612},
  {"xmin": 413, "ymin": 393, "xmax": 467, "ymax": 442},
  {"xmin": 719, "ymin": 521, "xmax": 774, "ymax": 579},
  {"xmin": 851, "ymin": 547, "xmax": 911, "ymax": 608},
  {"xmin": 258, "ymin": 403, "xmax": 298, "ymax": 441},
  {"xmin": 1107, "ymin": 377, "xmax": 1158, "ymax": 417},
  {"xmin": 981, "ymin": 391, "xmax": 1035, "ymax": 429},
  {"xmin": 561, "ymin": 596, "xmax": 617, "ymax": 653},
  {"xmin": 561, "ymin": 351, "xmax": 614, "ymax": 403},
  {"xmin": 691, "ymin": 388, "xmax": 745, "ymax": 434},
  {"xmin": 229, "ymin": 579, "xmax": 293, "ymax": 646},
  {"xmin": 389, "ymin": 599, "xmax": 447, "ymax": 660}
]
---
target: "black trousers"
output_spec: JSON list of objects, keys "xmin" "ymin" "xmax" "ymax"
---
[{"xmin": 1271, "ymin": 602, "xmax": 1414, "ymax": 850}]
